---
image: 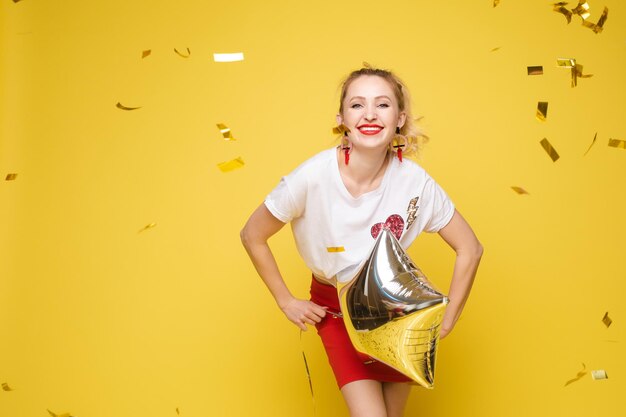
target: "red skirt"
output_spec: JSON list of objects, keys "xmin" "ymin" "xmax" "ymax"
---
[{"xmin": 309, "ymin": 276, "xmax": 412, "ymax": 388}]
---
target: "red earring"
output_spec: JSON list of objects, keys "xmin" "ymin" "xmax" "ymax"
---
[
  {"xmin": 342, "ymin": 132, "xmax": 351, "ymax": 165},
  {"xmin": 392, "ymin": 127, "xmax": 407, "ymax": 163}
]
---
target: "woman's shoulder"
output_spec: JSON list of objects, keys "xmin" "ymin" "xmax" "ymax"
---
[{"xmin": 287, "ymin": 147, "xmax": 336, "ymax": 176}]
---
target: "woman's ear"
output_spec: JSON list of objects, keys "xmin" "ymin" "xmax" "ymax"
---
[
  {"xmin": 336, "ymin": 113, "xmax": 343, "ymax": 126},
  {"xmin": 398, "ymin": 112, "xmax": 406, "ymax": 129}
]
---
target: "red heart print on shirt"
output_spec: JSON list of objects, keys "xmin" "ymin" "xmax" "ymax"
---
[{"xmin": 370, "ymin": 214, "xmax": 404, "ymax": 240}]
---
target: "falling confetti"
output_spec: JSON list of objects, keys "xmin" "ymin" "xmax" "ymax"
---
[
  {"xmin": 216, "ymin": 123, "xmax": 236, "ymax": 141},
  {"xmin": 174, "ymin": 47, "xmax": 191, "ymax": 58},
  {"xmin": 527, "ymin": 66, "xmax": 543, "ymax": 75},
  {"xmin": 493, "ymin": 0, "xmax": 500, "ymax": 7},
  {"xmin": 217, "ymin": 157, "xmax": 245, "ymax": 172},
  {"xmin": 2, "ymin": 382, "xmax": 14, "ymax": 391},
  {"xmin": 556, "ymin": 58, "xmax": 576, "ymax": 68},
  {"xmin": 536, "ymin": 102, "xmax": 548, "ymax": 121},
  {"xmin": 176, "ymin": 408, "xmax": 180, "ymax": 415},
  {"xmin": 571, "ymin": 1, "xmax": 591, "ymax": 19},
  {"xmin": 5, "ymin": 173, "xmax": 18, "ymax": 181},
  {"xmin": 116, "ymin": 102, "xmax": 142, "ymax": 111},
  {"xmin": 591, "ymin": 370, "xmax": 608, "ymax": 380},
  {"xmin": 602, "ymin": 312, "xmax": 612, "ymax": 328},
  {"xmin": 326, "ymin": 247, "xmax": 345, "ymax": 253},
  {"xmin": 608, "ymin": 139, "xmax": 626, "ymax": 149},
  {"xmin": 553, "ymin": 2, "xmax": 573, "ymax": 23},
  {"xmin": 490, "ymin": 46, "xmax": 501, "ymax": 52},
  {"xmin": 213, "ymin": 52, "xmax": 244, "ymax": 62},
  {"xmin": 565, "ymin": 363, "xmax": 587, "ymax": 386},
  {"xmin": 47, "ymin": 410, "xmax": 72, "ymax": 417},
  {"xmin": 582, "ymin": 6, "xmax": 608, "ymax": 33},
  {"xmin": 584, "ymin": 132, "xmax": 598, "ymax": 156},
  {"xmin": 540, "ymin": 138, "xmax": 560, "ymax": 162},
  {"xmin": 511, "ymin": 186, "xmax": 529, "ymax": 195},
  {"xmin": 142, "ymin": 49, "xmax": 152, "ymax": 58},
  {"xmin": 138, "ymin": 223, "xmax": 157, "ymax": 233}
]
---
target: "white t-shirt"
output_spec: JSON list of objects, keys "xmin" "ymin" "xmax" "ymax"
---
[{"xmin": 264, "ymin": 148, "xmax": 455, "ymax": 285}]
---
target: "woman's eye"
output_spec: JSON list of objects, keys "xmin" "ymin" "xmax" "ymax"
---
[
  {"xmin": 378, "ymin": 103, "xmax": 390, "ymax": 108},
  {"xmin": 351, "ymin": 103, "xmax": 363, "ymax": 109}
]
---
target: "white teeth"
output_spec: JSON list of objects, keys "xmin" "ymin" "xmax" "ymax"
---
[{"xmin": 360, "ymin": 127, "xmax": 382, "ymax": 132}]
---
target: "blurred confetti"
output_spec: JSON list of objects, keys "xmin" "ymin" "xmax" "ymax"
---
[
  {"xmin": 47, "ymin": 410, "xmax": 72, "ymax": 417},
  {"xmin": 565, "ymin": 363, "xmax": 587, "ymax": 386},
  {"xmin": 511, "ymin": 186, "xmax": 529, "ymax": 195},
  {"xmin": 553, "ymin": 2, "xmax": 573, "ymax": 23},
  {"xmin": 527, "ymin": 66, "xmax": 543, "ymax": 75},
  {"xmin": 540, "ymin": 138, "xmax": 560, "ymax": 162},
  {"xmin": 571, "ymin": 1, "xmax": 591, "ymax": 19},
  {"xmin": 216, "ymin": 123, "xmax": 236, "ymax": 141},
  {"xmin": 176, "ymin": 408, "xmax": 180, "ymax": 415},
  {"xmin": 217, "ymin": 157, "xmax": 245, "ymax": 172},
  {"xmin": 608, "ymin": 139, "xmax": 626, "ymax": 149},
  {"xmin": 536, "ymin": 102, "xmax": 548, "ymax": 121},
  {"xmin": 582, "ymin": 6, "xmax": 608, "ymax": 33},
  {"xmin": 602, "ymin": 312, "xmax": 612, "ymax": 328},
  {"xmin": 591, "ymin": 370, "xmax": 608, "ymax": 380},
  {"xmin": 142, "ymin": 49, "xmax": 152, "ymax": 58},
  {"xmin": 2, "ymin": 382, "xmax": 14, "ymax": 391},
  {"xmin": 138, "ymin": 223, "xmax": 157, "ymax": 233},
  {"xmin": 327, "ymin": 247, "xmax": 345, "ymax": 253},
  {"xmin": 213, "ymin": 52, "xmax": 244, "ymax": 62},
  {"xmin": 13, "ymin": 0, "xmax": 23, "ymax": 3},
  {"xmin": 493, "ymin": 0, "xmax": 500, "ymax": 7},
  {"xmin": 490, "ymin": 46, "xmax": 501, "ymax": 52},
  {"xmin": 174, "ymin": 47, "xmax": 191, "ymax": 58},
  {"xmin": 5, "ymin": 173, "xmax": 18, "ymax": 181},
  {"xmin": 116, "ymin": 102, "xmax": 142, "ymax": 111},
  {"xmin": 332, "ymin": 124, "xmax": 350, "ymax": 135},
  {"xmin": 584, "ymin": 132, "xmax": 598, "ymax": 156}
]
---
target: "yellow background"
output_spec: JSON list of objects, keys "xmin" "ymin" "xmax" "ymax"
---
[{"xmin": 1, "ymin": 1, "xmax": 624, "ymax": 416}]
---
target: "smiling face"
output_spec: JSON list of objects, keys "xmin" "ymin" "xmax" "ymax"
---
[{"xmin": 337, "ymin": 75, "xmax": 406, "ymax": 153}]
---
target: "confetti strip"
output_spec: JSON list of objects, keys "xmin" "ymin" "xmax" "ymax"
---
[
  {"xmin": 540, "ymin": 138, "xmax": 560, "ymax": 162},
  {"xmin": 176, "ymin": 408, "xmax": 180, "ymax": 415},
  {"xmin": 300, "ymin": 331, "xmax": 316, "ymax": 415},
  {"xmin": 2, "ymin": 382, "xmax": 14, "ymax": 391},
  {"xmin": 608, "ymin": 139, "xmax": 626, "ymax": 149},
  {"xmin": 565, "ymin": 363, "xmax": 587, "ymax": 386},
  {"xmin": 490, "ymin": 46, "xmax": 501, "ymax": 52},
  {"xmin": 5, "ymin": 173, "xmax": 18, "ymax": 181},
  {"xmin": 536, "ymin": 102, "xmax": 548, "ymax": 121},
  {"xmin": 216, "ymin": 123, "xmax": 236, "ymax": 141},
  {"xmin": 553, "ymin": 2, "xmax": 573, "ymax": 23},
  {"xmin": 327, "ymin": 247, "xmax": 345, "ymax": 253},
  {"xmin": 511, "ymin": 186, "xmax": 529, "ymax": 195},
  {"xmin": 138, "ymin": 223, "xmax": 157, "ymax": 233},
  {"xmin": 571, "ymin": 1, "xmax": 591, "ymax": 19},
  {"xmin": 332, "ymin": 124, "xmax": 350, "ymax": 135},
  {"xmin": 174, "ymin": 47, "xmax": 191, "ymax": 58},
  {"xmin": 527, "ymin": 66, "xmax": 543, "ymax": 75},
  {"xmin": 217, "ymin": 157, "xmax": 245, "ymax": 173},
  {"xmin": 116, "ymin": 102, "xmax": 142, "ymax": 111},
  {"xmin": 591, "ymin": 370, "xmax": 608, "ymax": 380},
  {"xmin": 557, "ymin": 58, "xmax": 576, "ymax": 68},
  {"xmin": 213, "ymin": 52, "xmax": 244, "ymax": 62},
  {"xmin": 493, "ymin": 0, "xmax": 500, "ymax": 7},
  {"xmin": 47, "ymin": 410, "xmax": 72, "ymax": 417},
  {"xmin": 142, "ymin": 49, "xmax": 151, "ymax": 58},
  {"xmin": 583, "ymin": 132, "xmax": 597, "ymax": 156},
  {"xmin": 582, "ymin": 6, "xmax": 608, "ymax": 33},
  {"xmin": 602, "ymin": 312, "xmax": 612, "ymax": 328}
]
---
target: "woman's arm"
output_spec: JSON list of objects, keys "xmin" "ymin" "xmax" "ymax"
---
[
  {"xmin": 240, "ymin": 204, "xmax": 327, "ymax": 331},
  {"xmin": 436, "ymin": 209, "xmax": 483, "ymax": 339}
]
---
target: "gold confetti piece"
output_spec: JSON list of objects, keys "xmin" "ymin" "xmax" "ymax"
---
[
  {"xmin": 5, "ymin": 173, "xmax": 18, "ymax": 181},
  {"xmin": 540, "ymin": 138, "xmax": 560, "ymax": 162},
  {"xmin": 116, "ymin": 102, "xmax": 142, "ymax": 111},
  {"xmin": 591, "ymin": 369, "xmax": 608, "ymax": 380},
  {"xmin": 602, "ymin": 312, "xmax": 612, "ymax": 328},
  {"xmin": 608, "ymin": 138, "xmax": 626, "ymax": 149},
  {"xmin": 213, "ymin": 52, "xmax": 244, "ymax": 62},
  {"xmin": 536, "ymin": 102, "xmax": 548, "ymax": 121},
  {"xmin": 565, "ymin": 363, "xmax": 587, "ymax": 386},
  {"xmin": 138, "ymin": 222, "xmax": 157, "ymax": 233},
  {"xmin": 511, "ymin": 186, "xmax": 529, "ymax": 195},
  {"xmin": 47, "ymin": 410, "xmax": 72, "ymax": 417},
  {"xmin": 13, "ymin": 0, "xmax": 23, "ymax": 3},
  {"xmin": 527, "ymin": 66, "xmax": 543, "ymax": 75},
  {"xmin": 176, "ymin": 408, "xmax": 180, "ymax": 415},
  {"xmin": 216, "ymin": 123, "xmax": 236, "ymax": 141},
  {"xmin": 174, "ymin": 47, "xmax": 191, "ymax": 58},
  {"xmin": 332, "ymin": 124, "xmax": 350, "ymax": 135},
  {"xmin": 557, "ymin": 57, "xmax": 576, "ymax": 68},
  {"xmin": 571, "ymin": 1, "xmax": 591, "ymax": 19},
  {"xmin": 553, "ymin": 2, "xmax": 573, "ymax": 23},
  {"xmin": 327, "ymin": 246, "xmax": 345, "ymax": 253},
  {"xmin": 217, "ymin": 157, "xmax": 245, "ymax": 173},
  {"xmin": 584, "ymin": 132, "xmax": 597, "ymax": 156},
  {"xmin": 490, "ymin": 46, "xmax": 501, "ymax": 52},
  {"xmin": 493, "ymin": 0, "xmax": 500, "ymax": 7},
  {"xmin": 582, "ymin": 6, "xmax": 608, "ymax": 33},
  {"xmin": 142, "ymin": 49, "xmax": 151, "ymax": 58},
  {"xmin": 2, "ymin": 382, "xmax": 14, "ymax": 391}
]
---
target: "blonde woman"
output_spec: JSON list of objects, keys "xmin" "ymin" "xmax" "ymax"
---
[{"xmin": 241, "ymin": 67, "xmax": 483, "ymax": 417}]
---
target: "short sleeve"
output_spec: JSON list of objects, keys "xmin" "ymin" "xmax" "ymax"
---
[
  {"xmin": 421, "ymin": 176, "xmax": 455, "ymax": 233},
  {"xmin": 264, "ymin": 176, "xmax": 306, "ymax": 223}
]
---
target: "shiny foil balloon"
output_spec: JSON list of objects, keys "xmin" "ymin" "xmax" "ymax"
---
[{"xmin": 338, "ymin": 228, "xmax": 448, "ymax": 389}]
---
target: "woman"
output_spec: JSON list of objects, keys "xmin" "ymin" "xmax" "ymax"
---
[{"xmin": 241, "ymin": 67, "xmax": 483, "ymax": 417}]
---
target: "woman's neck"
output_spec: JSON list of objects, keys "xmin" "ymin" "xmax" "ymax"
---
[{"xmin": 337, "ymin": 147, "xmax": 390, "ymax": 198}]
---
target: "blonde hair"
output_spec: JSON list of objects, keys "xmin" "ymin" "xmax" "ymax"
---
[{"xmin": 338, "ymin": 66, "xmax": 428, "ymax": 158}]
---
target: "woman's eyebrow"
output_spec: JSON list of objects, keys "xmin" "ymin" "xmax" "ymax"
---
[{"xmin": 349, "ymin": 95, "xmax": 391, "ymax": 100}]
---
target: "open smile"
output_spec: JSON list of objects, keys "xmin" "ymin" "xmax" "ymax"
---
[{"xmin": 357, "ymin": 124, "xmax": 384, "ymax": 136}]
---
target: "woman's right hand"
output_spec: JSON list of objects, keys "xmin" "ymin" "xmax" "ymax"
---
[{"xmin": 280, "ymin": 298, "xmax": 327, "ymax": 331}]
